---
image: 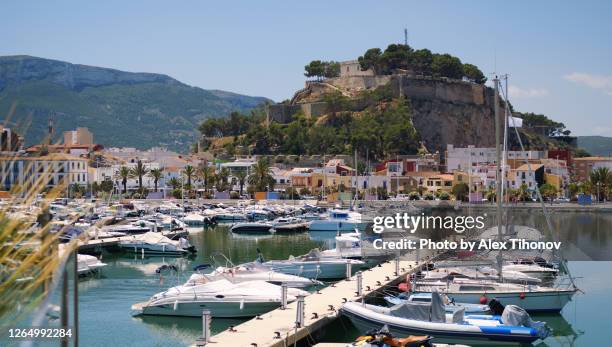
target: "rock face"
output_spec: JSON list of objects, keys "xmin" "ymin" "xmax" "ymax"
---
[
  {"xmin": 0, "ymin": 56, "xmax": 270, "ymax": 151},
  {"xmin": 274, "ymin": 74, "xmax": 500, "ymax": 153},
  {"xmin": 392, "ymin": 75, "xmax": 498, "ymax": 152}
]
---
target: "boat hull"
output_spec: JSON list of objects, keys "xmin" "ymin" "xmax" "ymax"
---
[
  {"xmin": 140, "ymin": 300, "xmax": 281, "ymax": 317},
  {"xmin": 265, "ymin": 261, "xmax": 361, "ymax": 280},
  {"xmin": 414, "ymin": 289, "xmax": 575, "ymax": 313},
  {"xmin": 341, "ymin": 303, "xmax": 540, "ymax": 346},
  {"xmin": 308, "ymin": 220, "xmax": 367, "ymax": 232}
]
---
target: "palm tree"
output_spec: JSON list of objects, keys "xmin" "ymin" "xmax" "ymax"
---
[
  {"xmin": 148, "ymin": 168, "xmax": 163, "ymax": 192},
  {"xmin": 216, "ymin": 167, "xmax": 230, "ymax": 192},
  {"xmin": 197, "ymin": 164, "xmax": 216, "ymax": 194},
  {"xmin": 589, "ymin": 167, "xmax": 612, "ymax": 201},
  {"xmin": 235, "ymin": 170, "xmax": 247, "ymax": 196},
  {"xmin": 168, "ymin": 177, "xmax": 181, "ymax": 190},
  {"xmin": 183, "ymin": 165, "xmax": 196, "ymax": 190},
  {"xmin": 248, "ymin": 158, "xmax": 275, "ymax": 192},
  {"xmin": 130, "ymin": 160, "xmax": 149, "ymax": 193},
  {"xmin": 115, "ymin": 166, "xmax": 131, "ymax": 195}
]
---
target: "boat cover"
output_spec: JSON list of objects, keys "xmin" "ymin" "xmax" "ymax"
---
[
  {"xmin": 501, "ymin": 304, "xmax": 549, "ymax": 338},
  {"xmin": 389, "ymin": 291, "xmax": 445, "ymax": 322}
]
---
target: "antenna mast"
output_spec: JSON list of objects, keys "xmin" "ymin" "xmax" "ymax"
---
[{"xmin": 404, "ymin": 28, "xmax": 408, "ymax": 46}]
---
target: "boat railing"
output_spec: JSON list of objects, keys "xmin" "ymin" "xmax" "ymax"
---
[{"xmin": 210, "ymin": 251, "xmax": 235, "ymax": 269}]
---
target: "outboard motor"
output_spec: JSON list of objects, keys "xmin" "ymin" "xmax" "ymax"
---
[{"xmin": 488, "ymin": 298, "xmax": 505, "ymax": 315}]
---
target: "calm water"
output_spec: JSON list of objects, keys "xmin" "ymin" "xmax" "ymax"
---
[{"xmin": 10, "ymin": 210, "xmax": 612, "ymax": 347}]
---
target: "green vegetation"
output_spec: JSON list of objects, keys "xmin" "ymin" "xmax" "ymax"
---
[
  {"xmin": 304, "ymin": 60, "xmax": 340, "ymax": 80},
  {"xmin": 589, "ymin": 167, "xmax": 612, "ymax": 201},
  {"xmin": 515, "ymin": 112, "xmax": 569, "ymax": 137},
  {"xmin": 247, "ymin": 158, "xmax": 275, "ymax": 192},
  {"xmin": 199, "ymin": 86, "xmax": 420, "ymax": 161},
  {"xmin": 356, "ymin": 44, "xmax": 486, "ymax": 84},
  {"xmin": 0, "ymin": 55, "xmax": 269, "ymax": 151},
  {"xmin": 451, "ymin": 183, "xmax": 469, "ymax": 201}
]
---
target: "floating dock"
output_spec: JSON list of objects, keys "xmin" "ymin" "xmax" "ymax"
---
[{"xmin": 198, "ymin": 256, "xmax": 436, "ymax": 347}]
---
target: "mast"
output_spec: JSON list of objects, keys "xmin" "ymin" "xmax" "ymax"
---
[{"xmin": 494, "ymin": 76, "xmax": 503, "ymax": 281}]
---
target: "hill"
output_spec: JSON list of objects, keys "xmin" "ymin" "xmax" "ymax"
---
[
  {"xmin": 578, "ymin": 136, "xmax": 612, "ymax": 156},
  {"xmin": 0, "ymin": 55, "xmax": 270, "ymax": 151}
]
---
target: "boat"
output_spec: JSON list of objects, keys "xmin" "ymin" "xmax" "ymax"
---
[
  {"xmin": 132, "ymin": 279, "xmax": 309, "ymax": 317},
  {"xmin": 341, "ymin": 292, "xmax": 549, "ymax": 345},
  {"xmin": 308, "ymin": 209, "xmax": 367, "ymax": 232},
  {"xmin": 183, "ymin": 213, "xmax": 208, "ymax": 226},
  {"xmin": 118, "ymin": 232, "xmax": 195, "ymax": 255},
  {"xmin": 417, "ymin": 266, "xmax": 542, "ymax": 285},
  {"xmin": 101, "ymin": 224, "xmax": 151, "ymax": 235},
  {"xmin": 77, "ymin": 254, "xmax": 107, "ymax": 276},
  {"xmin": 190, "ymin": 262, "xmax": 321, "ymax": 288},
  {"xmin": 270, "ymin": 217, "xmax": 309, "ymax": 233},
  {"xmin": 414, "ymin": 279, "xmax": 576, "ymax": 313},
  {"xmin": 384, "ymin": 292, "xmax": 491, "ymax": 315},
  {"xmin": 351, "ymin": 326, "xmax": 435, "ymax": 347},
  {"xmin": 230, "ymin": 221, "xmax": 273, "ymax": 235},
  {"xmin": 264, "ymin": 249, "xmax": 365, "ymax": 280}
]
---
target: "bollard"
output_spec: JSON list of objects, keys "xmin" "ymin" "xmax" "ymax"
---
[
  {"xmin": 356, "ymin": 271, "xmax": 363, "ymax": 297},
  {"xmin": 395, "ymin": 257, "xmax": 400, "ymax": 276},
  {"xmin": 295, "ymin": 295, "xmax": 305, "ymax": 328},
  {"xmin": 196, "ymin": 310, "xmax": 211, "ymax": 346},
  {"xmin": 281, "ymin": 283, "xmax": 288, "ymax": 310},
  {"xmin": 346, "ymin": 262, "xmax": 352, "ymax": 280}
]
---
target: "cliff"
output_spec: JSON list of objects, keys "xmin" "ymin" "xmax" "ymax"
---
[{"xmin": 270, "ymin": 74, "xmax": 500, "ymax": 153}]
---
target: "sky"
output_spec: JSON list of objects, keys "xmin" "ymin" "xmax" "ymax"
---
[{"xmin": 1, "ymin": 0, "xmax": 611, "ymax": 137}]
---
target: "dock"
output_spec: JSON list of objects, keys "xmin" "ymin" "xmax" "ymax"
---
[{"xmin": 200, "ymin": 256, "xmax": 435, "ymax": 347}]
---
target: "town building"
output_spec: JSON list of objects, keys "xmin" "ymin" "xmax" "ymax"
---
[
  {"xmin": 446, "ymin": 144, "xmax": 545, "ymax": 172},
  {"xmin": 0, "ymin": 125, "xmax": 24, "ymax": 153},
  {"xmin": 0, "ymin": 154, "xmax": 88, "ymax": 192},
  {"xmin": 573, "ymin": 157, "xmax": 612, "ymax": 182}
]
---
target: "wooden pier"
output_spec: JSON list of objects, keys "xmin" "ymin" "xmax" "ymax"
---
[{"xmin": 199, "ymin": 257, "xmax": 433, "ymax": 347}]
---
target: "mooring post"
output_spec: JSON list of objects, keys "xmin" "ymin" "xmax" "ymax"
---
[
  {"xmin": 345, "ymin": 262, "xmax": 352, "ymax": 280},
  {"xmin": 395, "ymin": 256, "xmax": 400, "ymax": 276},
  {"xmin": 295, "ymin": 295, "xmax": 305, "ymax": 328},
  {"xmin": 356, "ymin": 271, "xmax": 363, "ymax": 297},
  {"xmin": 195, "ymin": 310, "xmax": 211, "ymax": 346},
  {"xmin": 281, "ymin": 283, "xmax": 288, "ymax": 309}
]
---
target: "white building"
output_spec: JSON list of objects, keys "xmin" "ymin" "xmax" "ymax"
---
[
  {"xmin": 0, "ymin": 154, "xmax": 88, "ymax": 192},
  {"xmin": 446, "ymin": 144, "xmax": 545, "ymax": 172}
]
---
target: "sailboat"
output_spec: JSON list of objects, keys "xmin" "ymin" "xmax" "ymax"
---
[{"xmin": 412, "ymin": 76, "xmax": 578, "ymax": 313}]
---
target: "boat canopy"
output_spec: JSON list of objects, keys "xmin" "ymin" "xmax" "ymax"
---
[{"xmin": 390, "ymin": 291, "xmax": 446, "ymax": 323}]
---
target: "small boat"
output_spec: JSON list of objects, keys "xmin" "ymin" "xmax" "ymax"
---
[
  {"xmin": 308, "ymin": 209, "xmax": 367, "ymax": 232},
  {"xmin": 118, "ymin": 232, "xmax": 195, "ymax": 256},
  {"xmin": 264, "ymin": 249, "xmax": 364, "ymax": 280},
  {"xmin": 230, "ymin": 221, "xmax": 273, "ymax": 235},
  {"xmin": 132, "ymin": 279, "xmax": 309, "ymax": 317},
  {"xmin": 341, "ymin": 292, "xmax": 550, "ymax": 345},
  {"xmin": 183, "ymin": 213, "xmax": 207, "ymax": 226},
  {"xmin": 270, "ymin": 217, "xmax": 309, "ymax": 233},
  {"xmin": 384, "ymin": 293, "xmax": 491, "ymax": 315},
  {"xmin": 77, "ymin": 254, "xmax": 107, "ymax": 276}
]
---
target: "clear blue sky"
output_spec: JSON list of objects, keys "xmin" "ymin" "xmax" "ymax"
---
[{"xmin": 2, "ymin": 1, "xmax": 611, "ymax": 136}]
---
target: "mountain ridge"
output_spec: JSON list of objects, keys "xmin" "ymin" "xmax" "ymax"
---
[{"xmin": 0, "ymin": 55, "xmax": 270, "ymax": 151}]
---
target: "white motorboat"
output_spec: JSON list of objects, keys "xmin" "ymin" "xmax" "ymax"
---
[
  {"xmin": 118, "ymin": 232, "xmax": 195, "ymax": 255},
  {"xmin": 264, "ymin": 249, "xmax": 365, "ymax": 280},
  {"xmin": 132, "ymin": 279, "xmax": 309, "ymax": 317},
  {"xmin": 77, "ymin": 254, "xmax": 107, "ymax": 276},
  {"xmin": 190, "ymin": 262, "xmax": 321, "ymax": 288},
  {"xmin": 308, "ymin": 209, "xmax": 367, "ymax": 232},
  {"xmin": 270, "ymin": 217, "xmax": 309, "ymax": 233},
  {"xmin": 183, "ymin": 213, "xmax": 207, "ymax": 226},
  {"xmin": 341, "ymin": 292, "xmax": 549, "ymax": 345},
  {"xmin": 414, "ymin": 279, "xmax": 577, "ymax": 313}
]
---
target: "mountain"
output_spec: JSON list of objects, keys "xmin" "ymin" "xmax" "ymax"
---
[
  {"xmin": 0, "ymin": 55, "xmax": 270, "ymax": 151},
  {"xmin": 578, "ymin": 136, "xmax": 612, "ymax": 156}
]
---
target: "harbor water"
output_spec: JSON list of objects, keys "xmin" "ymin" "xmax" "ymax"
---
[{"xmin": 11, "ymin": 209, "xmax": 612, "ymax": 347}]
